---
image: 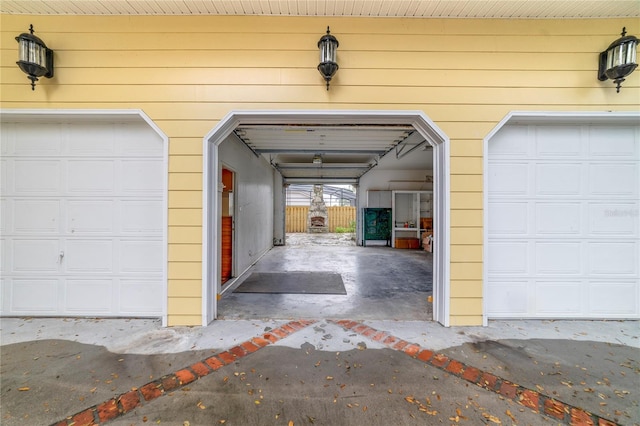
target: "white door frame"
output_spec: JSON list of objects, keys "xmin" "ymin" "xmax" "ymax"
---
[
  {"xmin": 483, "ymin": 111, "xmax": 640, "ymax": 326},
  {"xmin": 203, "ymin": 110, "xmax": 451, "ymax": 326},
  {"xmin": 0, "ymin": 108, "xmax": 170, "ymax": 325}
]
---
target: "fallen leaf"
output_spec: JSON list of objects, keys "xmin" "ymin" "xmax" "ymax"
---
[
  {"xmin": 288, "ymin": 421, "xmax": 294, "ymax": 426},
  {"xmin": 197, "ymin": 401, "xmax": 206, "ymax": 410},
  {"xmin": 482, "ymin": 413, "xmax": 502, "ymax": 424},
  {"xmin": 326, "ymin": 376, "xmax": 334, "ymax": 380},
  {"xmin": 506, "ymin": 409, "xmax": 516, "ymax": 422},
  {"xmin": 18, "ymin": 387, "xmax": 30, "ymax": 391}
]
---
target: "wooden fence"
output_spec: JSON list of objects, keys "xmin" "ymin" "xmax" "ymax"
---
[{"xmin": 286, "ymin": 206, "xmax": 356, "ymax": 233}]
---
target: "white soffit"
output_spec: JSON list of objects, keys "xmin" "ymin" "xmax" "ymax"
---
[{"xmin": 1, "ymin": 0, "xmax": 638, "ymax": 18}]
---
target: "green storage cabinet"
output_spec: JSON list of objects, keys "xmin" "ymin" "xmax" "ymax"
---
[{"xmin": 362, "ymin": 208, "xmax": 392, "ymax": 246}]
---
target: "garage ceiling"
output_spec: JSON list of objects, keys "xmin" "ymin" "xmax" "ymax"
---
[
  {"xmin": 233, "ymin": 124, "xmax": 431, "ymax": 183},
  {"xmin": 1, "ymin": 0, "xmax": 637, "ymax": 18}
]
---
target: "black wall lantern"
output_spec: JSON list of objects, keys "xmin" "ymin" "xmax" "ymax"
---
[
  {"xmin": 598, "ymin": 27, "xmax": 637, "ymax": 93},
  {"xmin": 16, "ymin": 24, "xmax": 54, "ymax": 91},
  {"xmin": 317, "ymin": 26, "xmax": 339, "ymax": 90}
]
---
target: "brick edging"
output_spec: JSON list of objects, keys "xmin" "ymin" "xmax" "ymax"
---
[
  {"xmin": 330, "ymin": 320, "xmax": 620, "ymax": 426},
  {"xmin": 50, "ymin": 319, "xmax": 317, "ymax": 426}
]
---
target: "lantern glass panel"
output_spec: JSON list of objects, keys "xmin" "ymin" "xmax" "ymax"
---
[
  {"xmin": 320, "ymin": 41, "xmax": 336, "ymax": 63},
  {"xmin": 607, "ymin": 41, "xmax": 638, "ymax": 71},
  {"xmin": 19, "ymin": 39, "xmax": 45, "ymax": 66},
  {"xmin": 626, "ymin": 40, "xmax": 637, "ymax": 64}
]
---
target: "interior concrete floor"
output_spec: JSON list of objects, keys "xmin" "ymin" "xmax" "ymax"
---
[{"xmin": 218, "ymin": 233, "xmax": 433, "ymax": 321}]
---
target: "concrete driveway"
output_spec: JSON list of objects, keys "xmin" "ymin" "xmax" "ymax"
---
[{"xmin": 1, "ymin": 318, "xmax": 638, "ymax": 425}]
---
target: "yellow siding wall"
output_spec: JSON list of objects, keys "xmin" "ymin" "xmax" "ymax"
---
[{"xmin": 1, "ymin": 15, "xmax": 638, "ymax": 326}]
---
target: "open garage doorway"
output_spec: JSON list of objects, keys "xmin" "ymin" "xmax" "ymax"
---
[{"xmin": 203, "ymin": 111, "xmax": 450, "ymax": 326}]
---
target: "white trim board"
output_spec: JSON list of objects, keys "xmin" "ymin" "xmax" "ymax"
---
[{"xmin": 202, "ymin": 110, "xmax": 451, "ymax": 326}]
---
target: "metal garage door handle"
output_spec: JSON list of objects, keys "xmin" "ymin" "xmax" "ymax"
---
[{"xmin": 59, "ymin": 251, "xmax": 64, "ymax": 262}]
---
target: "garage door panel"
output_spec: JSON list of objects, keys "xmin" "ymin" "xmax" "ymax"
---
[
  {"xmin": 64, "ymin": 240, "xmax": 113, "ymax": 273},
  {"xmin": 10, "ymin": 279, "xmax": 59, "ymax": 312},
  {"xmin": 535, "ymin": 163, "xmax": 582, "ymax": 196},
  {"xmin": 14, "ymin": 200, "xmax": 60, "ymax": 234},
  {"xmin": 588, "ymin": 282, "xmax": 638, "ymax": 314},
  {"xmin": 1, "ymin": 198, "xmax": 10, "ymax": 235},
  {"xmin": 535, "ymin": 281, "xmax": 582, "ymax": 314},
  {"xmin": 67, "ymin": 201, "xmax": 114, "ymax": 234},
  {"xmin": 0, "ymin": 160, "xmax": 8, "ymax": 194},
  {"xmin": 589, "ymin": 203, "xmax": 639, "ymax": 235},
  {"xmin": 121, "ymin": 200, "xmax": 163, "ymax": 233},
  {"xmin": 535, "ymin": 127, "xmax": 582, "ymax": 157},
  {"xmin": 589, "ymin": 126, "xmax": 637, "ymax": 156},
  {"xmin": 589, "ymin": 163, "xmax": 638, "ymax": 196},
  {"xmin": 488, "ymin": 163, "xmax": 528, "ymax": 195},
  {"xmin": 120, "ymin": 280, "xmax": 164, "ymax": 313},
  {"xmin": 0, "ymin": 239, "xmax": 6, "ymax": 273},
  {"xmin": 67, "ymin": 160, "xmax": 115, "ymax": 194},
  {"xmin": 65, "ymin": 279, "xmax": 112, "ymax": 312},
  {"xmin": 119, "ymin": 125, "xmax": 164, "ymax": 156},
  {"xmin": 535, "ymin": 242, "xmax": 581, "ymax": 275},
  {"xmin": 121, "ymin": 160, "xmax": 164, "ymax": 193},
  {"xmin": 67, "ymin": 124, "xmax": 116, "ymax": 155},
  {"xmin": 588, "ymin": 242, "xmax": 638, "ymax": 275},
  {"xmin": 487, "ymin": 281, "xmax": 529, "ymax": 315},
  {"xmin": 12, "ymin": 239, "xmax": 59, "ymax": 272},
  {"xmin": 535, "ymin": 203, "xmax": 581, "ymax": 235},
  {"xmin": 488, "ymin": 242, "xmax": 529, "ymax": 274},
  {"xmin": 11, "ymin": 124, "xmax": 62, "ymax": 155},
  {"xmin": 488, "ymin": 125, "xmax": 529, "ymax": 157},
  {"xmin": 14, "ymin": 160, "xmax": 61, "ymax": 194},
  {"xmin": 488, "ymin": 202, "xmax": 529, "ymax": 235},
  {"xmin": 121, "ymin": 240, "xmax": 163, "ymax": 273}
]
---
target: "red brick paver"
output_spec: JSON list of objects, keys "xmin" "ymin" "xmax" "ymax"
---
[
  {"xmin": 329, "ymin": 319, "xmax": 619, "ymax": 426},
  {"xmin": 52, "ymin": 319, "xmax": 317, "ymax": 426}
]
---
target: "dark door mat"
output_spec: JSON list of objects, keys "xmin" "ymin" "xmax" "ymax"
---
[{"xmin": 233, "ymin": 272, "xmax": 346, "ymax": 295}]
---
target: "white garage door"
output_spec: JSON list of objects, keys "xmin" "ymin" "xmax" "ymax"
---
[
  {"xmin": 1, "ymin": 119, "xmax": 165, "ymax": 317},
  {"xmin": 487, "ymin": 122, "xmax": 639, "ymax": 318}
]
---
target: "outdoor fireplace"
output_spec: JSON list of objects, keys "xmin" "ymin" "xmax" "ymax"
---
[
  {"xmin": 307, "ymin": 184, "xmax": 329, "ymax": 233},
  {"xmin": 310, "ymin": 216, "xmax": 325, "ymax": 227}
]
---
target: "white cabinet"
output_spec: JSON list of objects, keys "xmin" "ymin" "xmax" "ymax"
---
[
  {"xmin": 367, "ymin": 190, "xmax": 392, "ymax": 208},
  {"xmin": 391, "ymin": 190, "xmax": 433, "ymax": 248}
]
